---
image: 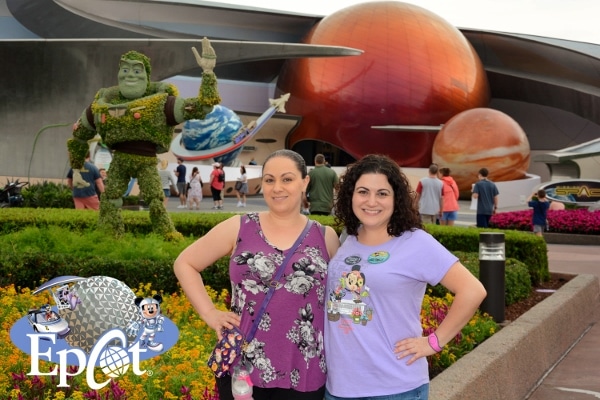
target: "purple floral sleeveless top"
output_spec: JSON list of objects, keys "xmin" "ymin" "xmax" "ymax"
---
[{"xmin": 229, "ymin": 213, "xmax": 329, "ymax": 391}]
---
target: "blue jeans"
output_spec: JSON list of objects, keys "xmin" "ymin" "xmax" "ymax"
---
[{"xmin": 325, "ymin": 383, "xmax": 429, "ymax": 400}]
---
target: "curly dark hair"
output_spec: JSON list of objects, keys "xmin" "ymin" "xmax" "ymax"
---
[{"xmin": 334, "ymin": 154, "xmax": 423, "ymax": 236}]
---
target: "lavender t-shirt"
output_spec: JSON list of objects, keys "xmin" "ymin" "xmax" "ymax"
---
[
  {"xmin": 229, "ymin": 213, "xmax": 329, "ymax": 391},
  {"xmin": 325, "ymin": 229, "xmax": 457, "ymax": 397}
]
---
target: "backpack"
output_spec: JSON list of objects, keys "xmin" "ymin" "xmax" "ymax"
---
[{"xmin": 218, "ymin": 171, "xmax": 225, "ymax": 183}]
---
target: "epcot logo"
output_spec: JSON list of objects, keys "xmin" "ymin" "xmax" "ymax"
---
[
  {"xmin": 9, "ymin": 275, "xmax": 179, "ymax": 391},
  {"xmin": 100, "ymin": 346, "xmax": 130, "ymax": 378},
  {"xmin": 29, "ymin": 328, "xmax": 147, "ymax": 390}
]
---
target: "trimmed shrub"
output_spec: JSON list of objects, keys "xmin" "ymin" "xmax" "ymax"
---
[
  {"xmin": 425, "ymin": 224, "xmax": 549, "ymax": 284},
  {"xmin": 428, "ymin": 251, "xmax": 532, "ymax": 306},
  {"xmin": 0, "ymin": 209, "xmax": 547, "ymax": 293},
  {"xmin": 21, "ymin": 181, "xmax": 74, "ymax": 209}
]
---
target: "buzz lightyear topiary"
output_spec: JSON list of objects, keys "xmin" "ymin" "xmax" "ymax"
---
[{"xmin": 67, "ymin": 38, "xmax": 220, "ymax": 239}]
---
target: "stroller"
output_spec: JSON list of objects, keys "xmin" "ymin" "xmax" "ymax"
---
[{"xmin": 0, "ymin": 179, "xmax": 28, "ymax": 208}]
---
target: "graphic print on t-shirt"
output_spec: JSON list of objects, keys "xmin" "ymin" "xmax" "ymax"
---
[{"xmin": 327, "ymin": 259, "xmax": 374, "ymax": 326}]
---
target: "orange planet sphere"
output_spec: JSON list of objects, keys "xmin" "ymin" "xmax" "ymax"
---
[
  {"xmin": 276, "ymin": 1, "xmax": 490, "ymax": 167},
  {"xmin": 432, "ymin": 108, "xmax": 531, "ymax": 192}
]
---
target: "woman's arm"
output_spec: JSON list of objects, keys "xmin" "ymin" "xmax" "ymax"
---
[
  {"xmin": 173, "ymin": 215, "xmax": 241, "ymax": 339},
  {"xmin": 433, "ymin": 262, "xmax": 487, "ymax": 346},
  {"xmin": 394, "ymin": 262, "xmax": 486, "ymax": 365}
]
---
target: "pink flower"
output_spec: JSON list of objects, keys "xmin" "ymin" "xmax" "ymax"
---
[{"xmin": 490, "ymin": 209, "xmax": 600, "ymax": 235}]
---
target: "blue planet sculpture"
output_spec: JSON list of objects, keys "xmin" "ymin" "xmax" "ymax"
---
[
  {"xmin": 182, "ymin": 105, "xmax": 243, "ymax": 165},
  {"xmin": 171, "ymin": 94, "xmax": 291, "ymax": 164}
]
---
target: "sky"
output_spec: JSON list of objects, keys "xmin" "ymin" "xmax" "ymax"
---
[{"xmin": 210, "ymin": 0, "xmax": 600, "ymax": 45}]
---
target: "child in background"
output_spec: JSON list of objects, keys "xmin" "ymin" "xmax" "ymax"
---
[{"xmin": 528, "ymin": 189, "xmax": 550, "ymax": 236}]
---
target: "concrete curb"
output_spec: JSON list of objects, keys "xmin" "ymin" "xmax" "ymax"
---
[
  {"xmin": 543, "ymin": 232, "xmax": 600, "ymax": 246},
  {"xmin": 430, "ymin": 274, "xmax": 600, "ymax": 400}
]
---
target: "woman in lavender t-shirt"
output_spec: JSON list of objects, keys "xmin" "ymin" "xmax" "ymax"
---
[{"xmin": 325, "ymin": 154, "xmax": 486, "ymax": 399}]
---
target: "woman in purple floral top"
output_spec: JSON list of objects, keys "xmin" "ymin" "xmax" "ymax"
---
[{"xmin": 174, "ymin": 150, "xmax": 339, "ymax": 400}]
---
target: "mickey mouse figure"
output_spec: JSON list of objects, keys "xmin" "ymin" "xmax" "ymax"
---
[{"xmin": 126, "ymin": 294, "xmax": 165, "ymax": 352}]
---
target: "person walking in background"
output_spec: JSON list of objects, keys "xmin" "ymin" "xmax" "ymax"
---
[
  {"xmin": 306, "ymin": 153, "xmax": 338, "ymax": 216},
  {"xmin": 235, "ymin": 165, "xmax": 248, "ymax": 207},
  {"xmin": 174, "ymin": 158, "xmax": 187, "ymax": 209},
  {"xmin": 325, "ymin": 154, "xmax": 486, "ymax": 400},
  {"xmin": 210, "ymin": 162, "xmax": 225, "ymax": 209},
  {"xmin": 248, "ymin": 157, "xmax": 257, "ymax": 165},
  {"xmin": 67, "ymin": 153, "xmax": 104, "ymax": 210},
  {"xmin": 528, "ymin": 189, "xmax": 550, "ymax": 237},
  {"xmin": 158, "ymin": 159, "xmax": 177, "ymax": 207},
  {"xmin": 472, "ymin": 167, "xmax": 499, "ymax": 228},
  {"xmin": 174, "ymin": 149, "xmax": 339, "ymax": 400},
  {"xmin": 187, "ymin": 166, "xmax": 203, "ymax": 210},
  {"xmin": 438, "ymin": 167, "xmax": 459, "ymax": 226},
  {"xmin": 415, "ymin": 163, "xmax": 443, "ymax": 224}
]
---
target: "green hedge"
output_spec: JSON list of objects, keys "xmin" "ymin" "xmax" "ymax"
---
[
  {"xmin": 425, "ymin": 224, "xmax": 549, "ymax": 284},
  {"xmin": 0, "ymin": 252, "xmax": 231, "ymax": 296},
  {"xmin": 21, "ymin": 181, "xmax": 74, "ymax": 209},
  {"xmin": 0, "ymin": 209, "xmax": 548, "ymax": 298},
  {"xmin": 428, "ymin": 251, "xmax": 533, "ymax": 305},
  {"xmin": 0, "ymin": 225, "xmax": 231, "ymax": 295},
  {"xmin": 0, "ymin": 208, "xmax": 223, "ymax": 237}
]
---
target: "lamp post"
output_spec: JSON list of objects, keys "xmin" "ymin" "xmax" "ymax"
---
[{"xmin": 479, "ymin": 232, "xmax": 506, "ymax": 323}]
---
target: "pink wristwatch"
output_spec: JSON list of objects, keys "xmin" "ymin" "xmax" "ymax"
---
[{"xmin": 428, "ymin": 332, "xmax": 443, "ymax": 352}]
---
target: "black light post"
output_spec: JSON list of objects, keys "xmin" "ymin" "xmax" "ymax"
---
[{"xmin": 479, "ymin": 232, "xmax": 506, "ymax": 323}]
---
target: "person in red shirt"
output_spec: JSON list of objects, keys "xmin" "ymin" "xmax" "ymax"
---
[
  {"xmin": 438, "ymin": 167, "xmax": 459, "ymax": 226},
  {"xmin": 210, "ymin": 162, "xmax": 225, "ymax": 209}
]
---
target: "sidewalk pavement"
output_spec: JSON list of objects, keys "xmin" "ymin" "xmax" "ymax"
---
[
  {"xmin": 166, "ymin": 195, "xmax": 600, "ymax": 399},
  {"xmin": 526, "ymin": 244, "xmax": 600, "ymax": 400}
]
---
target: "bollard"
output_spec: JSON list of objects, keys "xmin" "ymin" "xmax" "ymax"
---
[{"xmin": 479, "ymin": 232, "xmax": 505, "ymax": 322}]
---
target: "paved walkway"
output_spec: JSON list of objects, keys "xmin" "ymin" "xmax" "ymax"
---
[
  {"xmin": 526, "ymin": 244, "xmax": 600, "ymax": 400},
  {"xmin": 165, "ymin": 195, "xmax": 600, "ymax": 398}
]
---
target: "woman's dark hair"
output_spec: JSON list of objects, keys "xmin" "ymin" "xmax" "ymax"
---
[
  {"xmin": 439, "ymin": 167, "xmax": 451, "ymax": 177},
  {"xmin": 334, "ymin": 154, "xmax": 422, "ymax": 236},
  {"xmin": 240, "ymin": 165, "xmax": 246, "ymax": 174},
  {"xmin": 192, "ymin": 166, "xmax": 199, "ymax": 175},
  {"xmin": 262, "ymin": 149, "xmax": 307, "ymax": 178}
]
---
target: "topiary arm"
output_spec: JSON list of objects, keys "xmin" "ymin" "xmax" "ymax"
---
[
  {"xmin": 67, "ymin": 96, "xmax": 101, "ymax": 187},
  {"xmin": 67, "ymin": 120, "xmax": 92, "ymax": 167},
  {"xmin": 174, "ymin": 37, "xmax": 221, "ymax": 123}
]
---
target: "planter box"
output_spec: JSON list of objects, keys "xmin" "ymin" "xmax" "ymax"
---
[
  {"xmin": 543, "ymin": 232, "xmax": 600, "ymax": 246},
  {"xmin": 430, "ymin": 274, "xmax": 600, "ymax": 400}
]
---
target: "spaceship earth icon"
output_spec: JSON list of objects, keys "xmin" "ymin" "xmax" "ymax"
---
[{"xmin": 59, "ymin": 276, "xmax": 138, "ymax": 354}]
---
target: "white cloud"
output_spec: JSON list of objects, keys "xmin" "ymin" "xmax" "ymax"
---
[{"xmin": 211, "ymin": 0, "xmax": 600, "ymax": 44}]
